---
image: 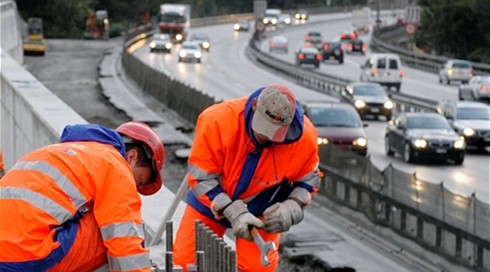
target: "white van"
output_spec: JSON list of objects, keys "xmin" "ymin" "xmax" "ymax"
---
[{"xmin": 360, "ymin": 53, "xmax": 404, "ymax": 91}]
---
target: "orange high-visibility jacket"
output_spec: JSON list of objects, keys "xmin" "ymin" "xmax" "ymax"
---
[
  {"xmin": 185, "ymin": 88, "xmax": 320, "ymax": 225},
  {"xmin": 0, "ymin": 125, "xmax": 150, "ymax": 271}
]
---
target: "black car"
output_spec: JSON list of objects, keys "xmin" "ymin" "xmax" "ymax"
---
[
  {"xmin": 436, "ymin": 100, "xmax": 490, "ymax": 150},
  {"xmin": 321, "ymin": 41, "xmax": 344, "ymax": 64},
  {"xmin": 341, "ymin": 82, "xmax": 393, "ymax": 120},
  {"xmin": 295, "ymin": 47, "xmax": 321, "ymax": 68},
  {"xmin": 346, "ymin": 38, "xmax": 367, "ymax": 55},
  {"xmin": 385, "ymin": 112, "xmax": 466, "ymax": 164}
]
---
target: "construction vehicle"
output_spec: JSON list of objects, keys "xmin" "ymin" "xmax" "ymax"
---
[
  {"xmin": 84, "ymin": 9, "xmax": 109, "ymax": 40},
  {"xmin": 158, "ymin": 3, "xmax": 190, "ymax": 43},
  {"xmin": 23, "ymin": 17, "xmax": 46, "ymax": 55}
]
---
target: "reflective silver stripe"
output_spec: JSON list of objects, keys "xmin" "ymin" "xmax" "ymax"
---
[
  {"xmin": 11, "ymin": 161, "xmax": 88, "ymax": 210},
  {"xmin": 289, "ymin": 187, "xmax": 311, "ymax": 204},
  {"xmin": 100, "ymin": 222, "xmax": 144, "ymax": 241},
  {"xmin": 0, "ymin": 187, "xmax": 73, "ymax": 223},
  {"xmin": 92, "ymin": 263, "xmax": 109, "ymax": 272},
  {"xmin": 297, "ymin": 170, "xmax": 320, "ymax": 188},
  {"xmin": 188, "ymin": 164, "xmax": 220, "ymax": 197},
  {"xmin": 108, "ymin": 252, "xmax": 150, "ymax": 271}
]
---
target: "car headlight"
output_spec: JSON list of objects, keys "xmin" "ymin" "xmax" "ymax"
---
[
  {"xmin": 412, "ymin": 138, "xmax": 428, "ymax": 148},
  {"xmin": 234, "ymin": 24, "xmax": 239, "ymax": 30},
  {"xmin": 353, "ymin": 137, "xmax": 367, "ymax": 147},
  {"xmin": 194, "ymin": 52, "xmax": 202, "ymax": 58},
  {"xmin": 317, "ymin": 137, "xmax": 329, "ymax": 145},
  {"xmin": 295, "ymin": 14, "xmax": 300, "ymax": 19},
  {"xmin": 175, "ymin": 34, "xmax": 183, "ymax": 41},
  {"xmin": 447, "ymin": 69, "xmax": 454, "ymax": 76},
  {"xmin": 149, "ymin": 42, "xmax": 155, "ymax": 48},
  {"xmin": 179, "ymin": 51, "xmax": 187, "ymax": 58},
  {"xmin": 354, "ymin": 100, "xmax": 366, "ymax": 108},
  {"xmin": 454, "ymin": 137, "xmax": 466, "ymax": 149},
  {"xmin": 462, "ymin": 127, "xmax": 475, "ymax": 137},
  {"xmin": 271, "ymin": 19, "xmax": 277, "ymax": 25},
  {"xmin": 285, "ymin": 18, "xmax": 291, "ymax": 24},
  {"xmin": 263, "ymin": 18, "xmax": 269, "ymax": 24},
  {"xmin": 165, "ymin": 43, "xmax": 173, "ymax": 49},
  {"xmin": 202, "ymin": 42, "xmax": 210, "ymax": 49},
  {"xmin": 384, "ymin": 100, "xmax": 394, "ymax": 109}
]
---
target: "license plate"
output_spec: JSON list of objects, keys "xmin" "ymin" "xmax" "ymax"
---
[
  {"xmin": 370, "ymin": 108, "xmax": 380, "ymax": 113},
  {"xmin": 334, "ymin": 49, "xmax": 340, "ymax": 54},
  {"xmin": 306, "ymin": 55, "xmax": 314, "ymax": 59},
  {"xmin": 436, "ymin": 148, "xmax": 447, "ymax": 154}
]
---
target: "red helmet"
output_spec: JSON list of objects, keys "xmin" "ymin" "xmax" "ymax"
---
[{"xmin": 116, "ymin": 121, "xmax": 165, "ymax": 195}]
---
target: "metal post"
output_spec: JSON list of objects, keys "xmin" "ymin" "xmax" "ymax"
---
[
  {"xmin": 166, "ymin": 221, "xmax": 173, "ymax": 252},
  {"xmin": 196, "ymin": 251, "xmax": 205, "ymax": 272},
  {"xmin": 165, "ymin": 252, "xmax": 173, "ymax": 272}
]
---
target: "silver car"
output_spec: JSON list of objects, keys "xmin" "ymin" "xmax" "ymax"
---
[
  {"xmin": 269, "ymin": 35, "xmax": 288, "ymax": 53},
  {"xmin": 458, "ymin": 75, "xmax": 490, "ymax": 102},
  {"xmin": 149, "ymin": 34, "xmax": 173, "ymax": 53},
  {"xmin": 178, "ymin": 41, "xmax": 202, "ymax": 63},
  {"xmin": 438, "ymin": 59, "xmax": 474, "ymax": 85}
]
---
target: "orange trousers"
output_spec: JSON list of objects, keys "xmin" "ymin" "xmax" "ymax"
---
[
  {"xmin": 48, "ymin": 212, "xmax": 107, "ymax": 272},
  {"xmin": 173, "ymin": 205, "xmax": 280, "ymax": 272}
]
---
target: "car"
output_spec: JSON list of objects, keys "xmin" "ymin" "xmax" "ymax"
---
[
  {"xmin": 269, "ymin": 35, "xmax": 288, "ymax": 53},
  {"xmin": 178, "ymin": 41, "xmax": 202, "ymax": 63},
  {"xmin": 360, "ymin": 53, "xmax": 404, "ymax": 91},
  {"xmin": 438, "ymin": 59, "xmax": 474, "ymax": 85},
  {"xmin": 341, "ymin": 82, "xmax": 393, "ymax": 120},
  {"xmin": 305, "ymin": 31, "xmax": 323, "ymax": 49},
  {"xmin": 149, "ymin": 34, "xmax": 173, "ymax": 53},
  {"xmin": 436, "ymin": 100, "xmax": 490, "ymax": 151},
  {"xmin": 293, "ymin": 9, "xmax": 309, "ymax": 21},
  {"xmin": 321, "ymin": 41, "xmax": 344, "ymax": 64},
  {"xmin": 340, "ymin": 27, "xmax": 358, "ymax": 41},
  {"xmin": 384, "ymin": 112, "xmax": 465, "ymax": 164},
  {"xmin": 189, "ymin": 32, "xmax": 211, "ymax": 52},
  {"xmin": 302, "ymin": 101, "xmax": 368, "ymax": 157},
  {"xmin": 233, "ymin": 20, "xmax": 250, "ymax": 32},
  {"xmin": 458, "ymin": 75, "xmax": 490, "ymax": 102},
  {"xmin": 346, "ymin": 38, "xmax": 367, "ymax": 55},
  {"xmin": 279, "ymin": 14, "xmax": 292, "ymax": 25},
  {"xmin": 295, "ymin": 47, "xmax": 322, "ymax": 68},
  {"xmin": 262, "ymin": 9, "xmax": 281, "ymax": 26}
]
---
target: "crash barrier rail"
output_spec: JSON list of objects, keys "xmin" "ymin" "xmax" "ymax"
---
[
  {"xmin": 316, "ymin": 144, "xmax": 490, "ymax": 271},
  {"xmin": 121, "ymin": 9, "xmax": 488, "ymax": 271},
  {"xmin": 371, "ymin": 24, "xmax": 490, "ymax": 75},
  {"xmin": 150, "ymin": 220, "xmax": 236, "ymax": 271}
]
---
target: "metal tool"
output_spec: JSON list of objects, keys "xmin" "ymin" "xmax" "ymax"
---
[{"xmin": 250, "ymin": 227, "xmax": 276, "ymax": 266}]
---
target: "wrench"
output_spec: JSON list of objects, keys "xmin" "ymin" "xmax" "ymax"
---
[{"xmin": 250, "ymin": 227, "xmax": 277, "ymax": 266}]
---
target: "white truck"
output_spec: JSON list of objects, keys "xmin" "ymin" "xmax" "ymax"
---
[
  {"xmin": 159, "ymin": 4, "xmax": 190, "ymax": 43},
  {"xmin": 352, "ymin": 7, "xmax": 371, "ymax": 34}
]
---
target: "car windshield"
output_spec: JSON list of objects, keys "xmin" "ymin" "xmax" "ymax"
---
[
  {"xmin": 154, "ymin": 35, "xmax": 169, "ymax": 41},
  {"xmin": 272, "ymin": 36, "xmax": 287, "ymax": 43},
  {"xmin": 353, "ymin": 85, "xmax": 385, "ymax": 96},
  {"xmin": 301, "ymin": 48, "xmax": 318, "ymax": 54},
  {"xmin": 453, "ymin": 62, "xmax": 471, "ymax": 68},
  {"xmin": 407, "ymin": 116, "xmax": 451, "ymax": 129},
  {"xmin": 457, "ymin": 107, "xmax": 490, "ymax": 120},
  {"xmin": 182, "ymin": 44, "xmax": 198, "ymax": 50},
  {"xmin": 308, "ymin": 107, "xmax": 362, "ymax": 127}
]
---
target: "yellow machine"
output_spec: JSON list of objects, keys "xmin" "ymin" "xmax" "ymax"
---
[{"xmin": 23, "ymin": 17, "xmax": 47, "ymax": 55}]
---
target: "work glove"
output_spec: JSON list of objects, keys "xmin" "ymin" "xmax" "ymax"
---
[
  {"xmin": 222, "ymin": 200, "xmax": 264, "ymax": 241},
  {"xmin": 263, "ymin": 199, "xmax": 304, "ymax": 233}
]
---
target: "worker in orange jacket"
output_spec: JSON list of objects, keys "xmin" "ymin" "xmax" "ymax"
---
[
  {"xmin": 173, "ymin": 85, "xmax": 321, "ymax": 271},
  {"xmin": 0, "ymin": 121, "xmax": 165, "ymax": 272}
]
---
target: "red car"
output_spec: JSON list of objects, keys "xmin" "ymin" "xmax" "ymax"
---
[{"xmin": 302, "ymin": 101, "xmax": 368, "ymax": 156}]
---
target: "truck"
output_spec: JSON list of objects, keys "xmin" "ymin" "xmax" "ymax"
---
[
  {"xmin": 158, "ymin": 4, "xmax": 190, "ymax": 43},
  {"xmin": 84, "ymin": 9, "xmax": 109, "ymax": 40},
  {"xmin": 23, "ymin": 17, "xmax": 47, "ymax": 55},
  {"xmin": 352, "ymin": 7, "xmax": 371, "ymax": 34}
]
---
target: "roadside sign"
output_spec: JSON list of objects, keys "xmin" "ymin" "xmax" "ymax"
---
[
  {"xmin": 255, "ymin": 20, "xmax": 266, "ymax": 33},
  {"xmin": 253, "ymin": 0, "xmax": 267, "ymax": 19},
  {"xmin": 404, "ymin": 23, "xmax": 417, "ymax": 36}
]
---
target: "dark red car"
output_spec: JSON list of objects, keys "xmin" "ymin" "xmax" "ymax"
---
[{"xmin": 302, "ymin": 101, "xmax": 368, "ymax": 157}]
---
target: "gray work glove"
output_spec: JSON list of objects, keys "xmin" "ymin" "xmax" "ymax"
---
[
  {"xmin": 263, "ymin": 199, "xmax": 304, "ymax": 233},
  {"xmin": 222, "ymin": 200, "xmax": 264, "ymax": 241}
]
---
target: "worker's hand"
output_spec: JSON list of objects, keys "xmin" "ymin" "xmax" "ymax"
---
[
  {"xmin": 222, "ymin": 200, "xmax": 264, "ymax": 241},
  {"xmin": 262, "ymin": 199, "xmax": 303, "ymax": 233}
]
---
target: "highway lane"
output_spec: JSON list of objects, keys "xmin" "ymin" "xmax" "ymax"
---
[{"xmin": 130, "ymin": 14, "xmax": 489, "ymax": 202}]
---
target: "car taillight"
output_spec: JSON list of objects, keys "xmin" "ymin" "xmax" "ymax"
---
[
  {"xmin": 305, "ymin": 42, "xmax": 311, "ymax": 48},
  {"xmin": 399, "ymin": 70, "xmax": 404, "ymax": 77},
  {"xmin": 470, "ymin": 70, "xmax": 474, "ymax": 77},
  {"xmin": 323, "ymin": 44, "xmax": 329, "ymax": 50},
  {"xmin": 284, "ymin": 43, "xmax": 288, "ymax": 47},
  {"xmin": 350, "ymin": 34, "xmax": 355, "ymax": 39},
  {"xmin": 306, "ymin": 35, "xmax": 310, "ymax": 40},
  {"xmin": 341, "ymin": 33, "xmax": 346, "ymax": 38},
  {"xmin": 270, "ymin": 42, "xmax": 276, "ymax": 47},
  {"xmin": 348, "ymin": 43, "xmax": 353, "ymax": 51},
  {"xmin": 340, "ymin": 44, "xmax": 344, "ymax": 51},
  {"xmin": 481, "ymin": 85, "xmax": 488, "ymax": 92},
  {"xmin": 298, "ymin": 53, "xmax": 305, "ymax": 59},
  {"xmin": 362, "ymin": 44, "xmax": 367, "ymax": 51},
  {"xmin": 370, "ymin": 69, "xmax": 377, "ymax": 76},
  {"xmin": 316, "ymin": 54, "xmax": 322, "ymax": 60}
]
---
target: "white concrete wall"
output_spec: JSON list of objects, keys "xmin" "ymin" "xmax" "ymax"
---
[{"xmin": 0, "ymin": 0, "xmax": 23, "ymax": 64}]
